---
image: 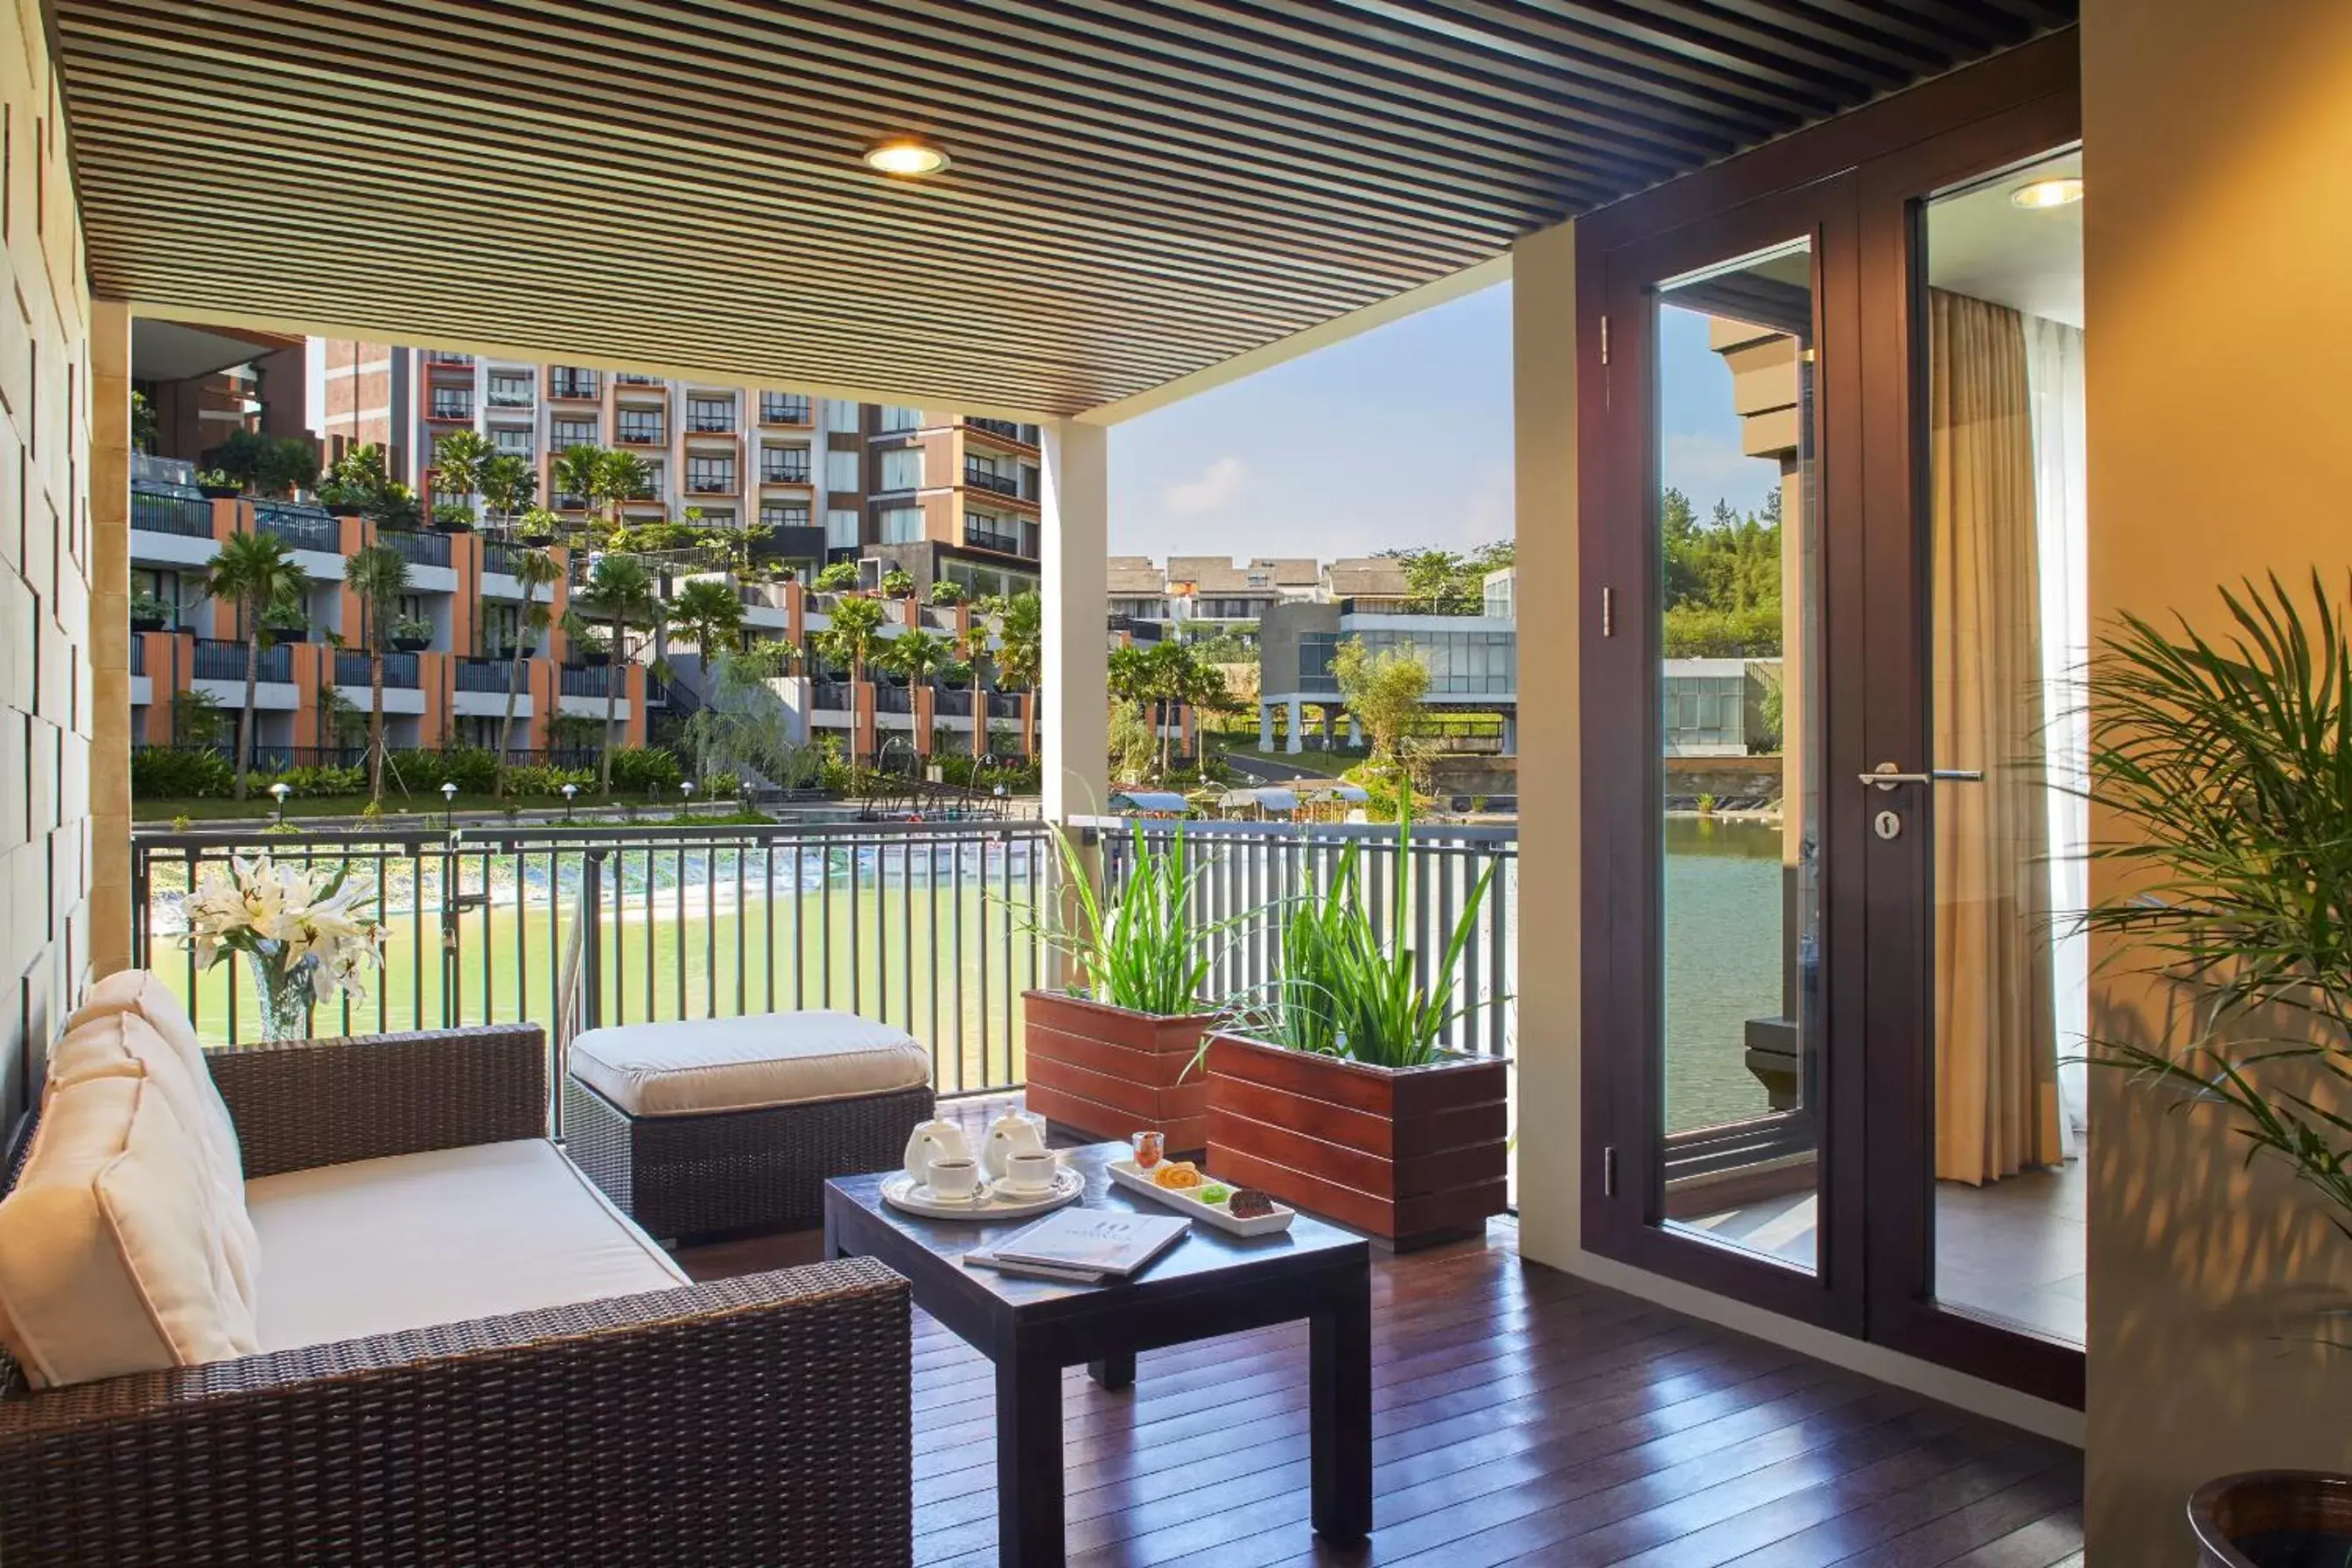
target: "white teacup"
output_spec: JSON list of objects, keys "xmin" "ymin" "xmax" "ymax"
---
[
  {"xmin": 1001, "ymin": 1150, "xmax": 1059, "ymax": 1194},
  {"xmin": 926, "ymin": 1157, "xmax": 982, "ymax": 1200}
]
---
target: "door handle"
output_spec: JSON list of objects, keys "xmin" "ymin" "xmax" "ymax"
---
[{"xmin": 1858, "ymin": 763, "xmax": 1984, "ymax": 790}]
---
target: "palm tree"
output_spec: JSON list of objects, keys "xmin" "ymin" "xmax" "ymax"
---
[
  {"xmin": 994, "ymin": 590, "xmax": 1043, "ymax": 760},
  {"xmin": 668, "ymin": 578, "xmax": 746, "ymax": 666},
  {"xmin": 554, "ymin": 444, "xmax": 654, "ymax": 546},
  {"xmin": 952, "ymin": 614, "xmax": 994, "ymax": 760},
  {"xmin": 495, "ymin": 548, "xmax": 563, "ymax": 795},
  {"xmin": 432, "ymin": 430, "xmax": 494, "ymax": 506},
  {"xmin": 478, "ymin": 452, "xmax": 539, "ymax": 530},
  {"xmin": 202, "ymin": 530, "xmax": 306, "ymax": 800},
  {"xmin": 342, "ymin": 542, "xmax": 412, "ymax": 800},
  {"xmin": 816, "ymin": 594, "xmax": 889, "ymax": 773},
  {"xmin": 578, "ymin": 554, "xmax": 662, "ymax": 793}
]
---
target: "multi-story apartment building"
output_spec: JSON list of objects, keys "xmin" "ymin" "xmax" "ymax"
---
[
  {"xmin": 317, "ymin": 345, "xmax": 1045, "ymax": 600},
  {"xmin": 1103, "ymin": 555, "xmax": 1324, "ymax": 637},
  {"xmin": 127, "ymin": 454, "xmax": 659, "ymax": 761}
]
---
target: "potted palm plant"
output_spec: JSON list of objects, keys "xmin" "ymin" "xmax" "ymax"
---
[
  {"xmin": 1019, "ymin": 822, "xmax": 1229, "ymax": 1152},
  {"xmin": 261, "ymin": 601, "xmax": 312, "ymax": 644},
  {"xmin": 2082, "ymin": 573, "xmax": 2352, "ymax": 1563},
  {"xmin": 1203, "ymin": 813, "xmax": 1509, "ymax": 1249}
]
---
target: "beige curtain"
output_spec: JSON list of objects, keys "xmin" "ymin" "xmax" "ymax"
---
[{"xmin": 1928, "ymin": 288, "xmax": 2065, "ymax": 1185}]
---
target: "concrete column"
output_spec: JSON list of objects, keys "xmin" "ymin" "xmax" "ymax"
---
[
  {"xmin": 1040, "ymin": 419, "xmax": 1109, "ymax": 824},
  {"xmin": 1348, "ymin": 714, "xmax": 1363, "ymax": 748},
  {"xmin": 89, "ymin": 299, "xmax": 134, "ymax": 976},
  {"xmin": 1509, "ymin": 217, "xmax": 1581, "ymax": 1270},
  {"xmin": 1284, "ymin": 696, "xmax": 1303, "ymax": 754},
  {"xmin": 1258, "ymin": 702, "xmax": 1275, "ymax": 751}
]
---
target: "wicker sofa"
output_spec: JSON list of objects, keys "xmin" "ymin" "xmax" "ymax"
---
[{"xmin": 0, "ymin": 1018, "xmax": 915, "ymax": 1568}]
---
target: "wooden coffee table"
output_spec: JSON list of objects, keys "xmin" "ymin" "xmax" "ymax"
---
[{"xmin": 823, "ymin": 1142, "xmax": 1372, "ymax": 1567}]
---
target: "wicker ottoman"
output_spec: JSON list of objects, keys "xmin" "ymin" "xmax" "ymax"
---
[{"xmin": 563, "ymin": 1011, "xmax": 936, "ymax": 1240}]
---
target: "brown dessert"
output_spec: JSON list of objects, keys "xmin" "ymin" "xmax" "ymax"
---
[{"xmin": 1227, "ymin": 1187, "xmax": 1275, "ymax": 1219}]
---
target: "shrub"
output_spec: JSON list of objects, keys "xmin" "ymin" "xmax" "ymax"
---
[
  {"xmin": 704, "ymin": 770, "xmax": 743, "ymax": 798},
  {"xmin": 502, "ymin": 764, "xmax": 595, "ymax": 798},
  {"xmin": 814, "ymin": 561, "xmax": 859, "ymax": 592},
  {"xmin": 879, "ymin": 568, "xmax": 916, "ymax": 598},
  {"xmin": 438, "ymin": 746, "xmax": 499, "ymax": 794},
  {"xmin": 928, "ymin": 580, "xmax": 966, "ymax": 605},
  {"xmin": 132, "ymin": 747, "xmax": 234, "ymax": 799},
  {"xmin": 608, "ymin": 746, "xmax": 684, "ymax": 794},
  {"xmin": 267, "ymin": 763, "xmax": 365, "ymax": 795}
]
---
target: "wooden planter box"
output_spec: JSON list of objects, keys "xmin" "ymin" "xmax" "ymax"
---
[
  {"xmin": 1021, "ymin": 990, "xmax": 1217, "ymax": 1152},
  {"xmin": 1205, "ymin": 1032, "xmax": 1508, "ymax": 1250}
]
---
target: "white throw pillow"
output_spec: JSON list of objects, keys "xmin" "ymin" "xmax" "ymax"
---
[
  {"xmin": 61, "ymin": 970, "xmax": 242, "ymax": 1196},
  {"xmin": 0, "ymin": 1075, "xmax": 262, "ymax": 1388},
  {"xmin": 49, "ymin": 1012, "xmax": 259, "ymax": 1315}
]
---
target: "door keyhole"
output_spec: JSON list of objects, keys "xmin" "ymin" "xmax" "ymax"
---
[{"xmin": 1874, "ymin": 808, "xmax": 1902, "ymax": 841}]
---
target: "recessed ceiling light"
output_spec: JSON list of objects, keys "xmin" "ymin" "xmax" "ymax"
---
[
  {"xmin": 864, "ymin": 139, "xmax": 951, "ymax": 177},
  {"xmin": 2010, "ymin": 177, "xmax": 2082, "ymax": 210}
]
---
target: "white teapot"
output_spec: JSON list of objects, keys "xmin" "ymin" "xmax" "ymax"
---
[
  {"xmin": 980, "ymin": 1110, "xmax": 1048, "ymax": 1182},
  {"xmin": 902, "ymin": 1119, "xmax": 971, "ymax": 1187}
]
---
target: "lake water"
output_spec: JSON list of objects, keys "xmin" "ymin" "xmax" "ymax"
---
[{"xmin": 1663, "ymin": 815, "xmax": 1791, "ymax": 1133}]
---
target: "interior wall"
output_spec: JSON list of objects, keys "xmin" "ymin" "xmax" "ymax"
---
[
  {"xmin": 2081, "ymin": 0, "xmax": 2352, "ymax": 1558},
  {"xmin": 0, "ymin": 3, "xmax": 98, "ymax": 1131}
]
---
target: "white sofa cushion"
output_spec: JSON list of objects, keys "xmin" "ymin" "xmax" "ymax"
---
[
  {"xmin": 570, "ymin": 1010, "xmax": 932, "ymax": 1116},
  {"xmin": 0, "ymin": 1074, "xmax": 262, "ymax": 1388},
  {"xmin": 245, "ymin": 1138, "xmax": 689, "ymax": 1353},
  {"xmin": 48, "ymin": 1011, "xmax": 259, "ymax": 1313},
  {"xmin": 60, "ymin": 970, "xmax": 244, "ymax": 1203}
]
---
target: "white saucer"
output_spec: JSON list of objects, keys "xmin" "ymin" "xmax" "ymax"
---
[{"xmin": 881, "ymin": 1165, "xmax": 1083, "ymax": 1220}]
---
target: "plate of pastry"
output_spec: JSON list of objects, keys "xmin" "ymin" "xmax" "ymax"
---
[{"xmin": 1106, "ymin": 1158, "xmax": 1295, "ymax": 1236}]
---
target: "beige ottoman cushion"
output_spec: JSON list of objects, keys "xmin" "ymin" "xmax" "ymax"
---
[{"xmin": 570, "ymin": 1011, "xmax": 931, "ymax": 1116}]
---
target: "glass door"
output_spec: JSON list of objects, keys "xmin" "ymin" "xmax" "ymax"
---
[{"xmin": 1586, "ymin": 177, "xmax": 1866, "ymax": 1332}]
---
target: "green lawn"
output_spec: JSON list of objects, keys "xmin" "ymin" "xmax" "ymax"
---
[
  {"xmin": 144, "ymin": 851, "xmax": 1046, "ymax": 1096},
  {"xmin": 1204, "ymin": 733, "xmax": 1368, "ymax": 777}
]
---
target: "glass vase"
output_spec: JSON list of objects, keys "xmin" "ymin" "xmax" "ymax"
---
[{"xmin": 244, "ymin": 952, "xmax": 311, "ymax": 1043}]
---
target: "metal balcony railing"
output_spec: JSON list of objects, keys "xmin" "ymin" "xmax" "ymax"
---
[
  {"xmin": 132, "ymin": 489, "xmax": 215, "ymax": 539},
  {"xmin": 454, "ymin": 657, "xmax": 515, "ymax": 693},
  {"xmin": 429, "ymin": 396, "xmax": 475, "ymax": 419},
  {"xmin": 686, "ymin": 475, "xmax": 736, "ymax": 494},
  {"xmin": 965, "ymin": 416, "xmax": 1035, "ymax": 444},
  {"xmin": 760, "ymin": 462, "xmax": 812, "ymax": 485},
  {"xmin": 550, "ymin": 375, "xmax": 600, "ymax": 399},
  {"xmin": 130, "ymin": 638, "xmax": 147, "ymax": 676},
  {"xmin": 561, "ymin": 664, "xmax": 616, "ymax": 698},
  {"xmin": 379, "ymin": 528, "xmax": 452, "ymax": 569},
  {"xmin": 760, "ymin": 395, "xmax": 812, "ymax": 424},
  {"xmin": 255, "ymin": 504, "xmax": 340, "ymax": 553},
  {"xmin": 962, "ymin": 466, "xmax": 1023, "ymax": 497},
  {"xmin": 688, "ymin": 417, "xmax": 737, "ymax": 435},
  {"xmin": 333, "ymin": 650, "xmax": 420, "ymax": 688},
  {"xmin": 986, "ymin": 691, "xmax": 1023, "ymax": 720},
  {"xmin": 811, "ymin": 679, "xmax": 852, "ymax": 710},
  {"xmin": 130, "ymin": 822, "xmax": 1050, "ymax": 1094},
  {"xmin": 618, "ymin": 424, "xmax": 665, "ymax": 444},
  {"xmin": 194, "ymin": 638, "xmax": 290, "ymax": 682},
  {"xmin": 962, "ymin": 524, "xmax": 1022, "ymax": 555},
  {"xmin": 614, "ymin": 373, "xmax": 663, "ymax": 386},
  {"xmin": 426, "ymin": 351, "xmax": 474, "ymax": 367},
  {"xmin": 875, "ymin": 686, "xmax": 913, "ymax": 714}
]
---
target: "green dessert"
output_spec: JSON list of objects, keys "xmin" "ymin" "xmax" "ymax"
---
[{"xmin": 1198, "ymin": 1184, "xmax": 1232, "ymax": 1205}]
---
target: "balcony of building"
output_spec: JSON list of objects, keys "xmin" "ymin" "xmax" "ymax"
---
[
  {"xmin": 71, "ymin": 7, "xmax": 2328, "ymax": 1564},
  {"xmin": 547, "ymin": 369, "xmax": 600, "ymax": 400},
  {"xmin": 757, "ymin": 391, "xmax": 813, "ymax": 426},
  {"xmin": 963, "ymin": 414, "xmax": 1040, "ymax": 451}
]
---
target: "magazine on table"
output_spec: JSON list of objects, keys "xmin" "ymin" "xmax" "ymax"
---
[{"xmin": 980, "ymin": 1208, "xmax": 1189, "ymax": 1280}]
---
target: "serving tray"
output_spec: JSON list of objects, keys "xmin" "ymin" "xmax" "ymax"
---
[{"xmin": 1106, "ymin": 1158, "xmax": 1296, "ymax": 1236}]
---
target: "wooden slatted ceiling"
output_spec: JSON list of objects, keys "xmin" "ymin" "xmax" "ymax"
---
[{"xmin": 53, "ymin": 0, "xmax": 2073, "ymax": 416}]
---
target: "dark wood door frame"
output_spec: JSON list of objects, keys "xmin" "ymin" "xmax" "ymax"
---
[
  {"xmin": 1583, "ymin": 175, "xmax": 1867, "ymax": 1335},
  {"xmin": 1576, "ymin": 28, "xmax": 2087, "ymax": 1407},
  {"xmin": 1857, "ymin": 88, "xmax": 2087, "ymax": 1410}
]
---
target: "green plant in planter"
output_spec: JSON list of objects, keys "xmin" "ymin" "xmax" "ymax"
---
[
  {"xmin": 260, "ymin": 601, "xmax": 310, "ymax": 640},
  {"xmin": 1020, "ymin": 822, "xmax": 1230, "ymax": 1016},
  {"xmin": 2082, "ymin": 571, "xmax": 2352, "ymax": 1247},
  {"xmin": 879, "ymin": 568, "xmax": 917, "ymax": 598},
  {"xmin": 317, "ymin": 478, "xmax": 371, "ymax": 513},
  {"xmin": 1240, "ymin": 812, "xmax": 1500, "ymax": 1069},
  {"xmin": 129, "ymin": 590, "xmax": 175, "ymax": 629},
  {"xmin": 929, "ymin": 579, "xmax": 966, "ymax": 606},
  {"xmin": 390, "ymin": 614, "xmax": 433, "ymax": 645},
  {"xmin": 814, "ymin": 560, "xmax": 860, "ymax": 593}
]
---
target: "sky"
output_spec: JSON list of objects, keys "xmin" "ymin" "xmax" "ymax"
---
[{"xmin": 1104, "ymin": 280, "xmax": 1776, "ymax": 566}]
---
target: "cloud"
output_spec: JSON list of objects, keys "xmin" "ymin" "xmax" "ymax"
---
[
  {"xmin": 1662, "ymin": 431, "xmax": 1779, "ymax": 515},
  {"xmin": 1162, "ymin": 455, "xmax": 1248, "ymax": 518}
]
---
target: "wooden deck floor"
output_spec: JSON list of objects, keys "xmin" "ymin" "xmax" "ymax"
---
[{"xmin": 679, "ymin": 1110, "xmax": 2083, "ymax": 1566}]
